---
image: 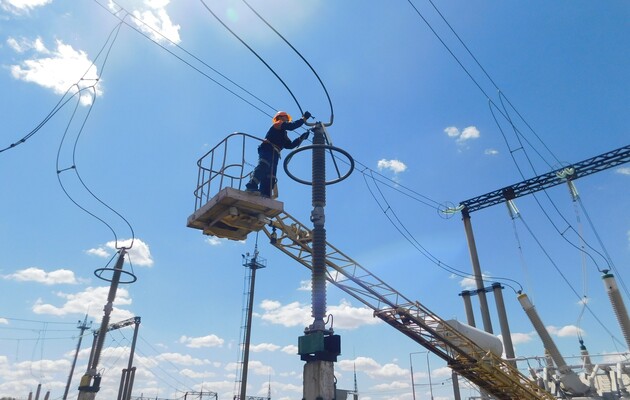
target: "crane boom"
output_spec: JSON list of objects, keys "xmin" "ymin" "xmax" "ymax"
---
[
  {"xmin": 263, "ymin": 211, "xmax": 555, "ymax": 400},
  {"xmin": 460, "ymin": 144, "xmax": 630, "ymax": 213}
]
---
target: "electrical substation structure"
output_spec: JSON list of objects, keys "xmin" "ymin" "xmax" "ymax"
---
[{"xmin": 188, "ymin": 128, "xmax": 629, "ymax": 399}]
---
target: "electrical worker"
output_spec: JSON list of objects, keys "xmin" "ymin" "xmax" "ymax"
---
[{"xmin": 246, "ymin": 110, "xmax": 311, "ymax": 197}]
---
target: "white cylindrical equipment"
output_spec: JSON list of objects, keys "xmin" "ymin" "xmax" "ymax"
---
[{"xmin": 438, "ymin": 319, "xmax": 503, "ymax": 357}]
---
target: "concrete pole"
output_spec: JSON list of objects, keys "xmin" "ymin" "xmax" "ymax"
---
[
  {"xmin": 63, "ymin": 315, "xmax": 90, "ymax": 400},
  {"xmin": 492, "ymin": 283, "xmax": 516, "ymax": 365},
  {"xmin": 461, "ymin": 209, "xmax": 493, "ymax": 333},
  {"xmin": 460, "ymin": 290, "xmax": 476, "ymax": 327},
  {"xmin": 78, "ymin": 249, "xmax": 127, "ymax": 400},
  {"xmin": 451, "ymin": 371, "xmax": 461, "ymax": 400}
]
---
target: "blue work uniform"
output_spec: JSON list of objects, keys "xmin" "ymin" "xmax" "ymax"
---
[{"xmin": 247, "ymin": 119, "xmax": 306, "ymax": 197}]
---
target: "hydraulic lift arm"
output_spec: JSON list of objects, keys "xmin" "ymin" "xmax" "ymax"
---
[{"xmin": 263, "ymin": 211, "xmax": 555, "ymax": 400}]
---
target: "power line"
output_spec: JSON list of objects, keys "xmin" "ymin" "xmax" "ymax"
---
[
  {"xmin": 363, "ymin": 170, "xmax": 523, "ymax": 294},
  {"xmin": 240, "ymin": 0, "xmax": 335, "ymax": 124},
  {"xmin": 515, "ymin": 211, "xmax": 625, "ymax": 349},
  {"xmin": 198, "ymin": 0, "xmax": 304, "ymax": 114},
  {"xmin": 406, "ymin": 0, "xmax": 617, "ymax": 278},
  {"xmin": 92, "ymin": 0, "xmax": 277, "ymax": 118},
  {"xmin": 54, "ymin": 19, "xmax": 136, "ymax": 250}
]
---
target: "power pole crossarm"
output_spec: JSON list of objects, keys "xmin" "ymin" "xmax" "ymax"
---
[{"xmin": 459, "ymin": 144, "xmax": 629, "ymax": 213}]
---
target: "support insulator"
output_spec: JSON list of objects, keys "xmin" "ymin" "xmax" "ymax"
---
[
  {"xmin": 603, "ymin": 272, "xmax": 630, "ymax": 350},
  {"xmin": 517, "ymin": 292, "xmax": 590, "ymax": 396},
  {"xmin": 311, "ymin": 225, "xmax": 327, "ymax": 328},
  {"xmin": 312, "ymin": 129, "xmax": 326, "ymax": 207}
]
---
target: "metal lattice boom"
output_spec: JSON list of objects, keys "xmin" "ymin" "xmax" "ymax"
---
[{"xmin": 263, "ymin": 211, "xmax": 555, "ymax": 400}]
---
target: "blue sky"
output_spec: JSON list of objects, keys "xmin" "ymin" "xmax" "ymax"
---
[{"xmin": 0, "ymin": 1, "xmax": 628, "ymax": 399}]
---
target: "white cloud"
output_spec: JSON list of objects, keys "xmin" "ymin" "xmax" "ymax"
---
[
  {"xmin": 459, "ymin": 126, "xmax": 480, "ymax": 141},
  {"xmin": 370, "ymin": 380, "xmax": 408, "ymax": 391},
  {"xmin": 547, "ymin": 324, "xmax": 584, "ymax": 338},
  {"xmin": 298, "ymin": 280, "xmax": 311, "ymax": 291},
  {"xmin": 9, "ymin": 38, "xmax": 102, "ymax": 105},
  {"xmin": 180, "ymin": 369, "xmax": 217, "ymax": 379},
  {"xmin": 32, "ymin": 286, "xmax": 133, "ymax": 321},
  {"xmin": 444, "ymin": 126, "xmax": 459, "ymax": 137},
  {"xmin": 456, "ymin": 273, "xmax": 490, "ymax": 290},
  {"xmin": 258, "ymin": 299, "xmax": 379, "ymax": 330},
  {"xmin": 206, "ymin": 237, "xmax": 224, "ymax": 246},
  {"xmin": 377, "ymin": 159, "xmax": 407, "ymax": 174},
  {"xmin": 0, "ymin": 0, "xmax": 51, "ymax": 14},
  {"xmin": 250, "ymin": 343, "xmax": 280, "ymax": 352},
  {"xmin": 484, "ymin": 148, "xmax": 499, "ymax": 156},
  {"xmin": 327, "ymin": 299, "xmax": 381, "ymax": 329},
  {"xmin": 281, "ymin": 344, "xmax": 297, "ymax": 355},
  {"xmin": 444, "ymin": 126, "xmax": 481, "ymax": 144},
  {"xmin": 179, "ymin": 334, "xmax": 224, "ymax": 348},
  {"xmin": 431, "ymin": 366, "xmax": 453, "ymax": 379},
  {"xmin": 507, "ymin": 332, "xmax": 535, "ymax": 345},
  {"xmin": 3, "ymin": 267, "xmax": 78, "ymax": 285},
  {"xmin": 155, "ymin": 352, "xmax": 211, "ymax": 366},
  {"xmin": 88, "ymin": 238, "xmax": 154, "ymax": 267},
  {"xmin": 339, "ymin": 356, "xmax": 408, "ymax": 379},
  {"xmin": 109, "ymin": 0, "xmax": 181, "ymax": 44},
  {"xmin": 6, "ymin": 36, "xmax": 47, "ymax": 53},
  {"xmin": 225, "ymin": 360, "xmax": 273, "ymax": 376},
  {"xmin": 86, "ymin": 247, "xmax": 109, "ymax": 258},
  {"xmin": 0, "ymin": 318, "xmax": 7, "ymax": 324},
  {"xmin": 616, "ymin": 167, "xmax": 630, "ymax": 175}
]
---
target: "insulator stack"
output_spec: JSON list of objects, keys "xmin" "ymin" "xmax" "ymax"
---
[{"xmin": 603, "ymin": 272, "xmax": 630, "ymax": 350}]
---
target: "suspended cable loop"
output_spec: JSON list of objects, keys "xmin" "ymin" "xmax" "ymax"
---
[
  {"xmin": 283, "ymin": 144, "xmax": 354, "ymax": 186},
  {"xmin": 198, "ymin": 0, "xmax": 303, "ymax": 114},
  {"xmin": 241, "ymin": 0, "xmax": 335, "ymax": 126}
]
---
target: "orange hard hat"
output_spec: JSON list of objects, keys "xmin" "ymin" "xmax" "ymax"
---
[{"xmin": 273, "ymin": 111, "xmax": 292, "ymax": 123}]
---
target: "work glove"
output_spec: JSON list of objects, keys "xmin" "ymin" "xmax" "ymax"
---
[
  {"xmin": 300, "ymin": 132, "xmax": 309, "ymax": 141},
  {"xmin": 303, "ymin": 111, "xmax": 312, "ymax": 120}
]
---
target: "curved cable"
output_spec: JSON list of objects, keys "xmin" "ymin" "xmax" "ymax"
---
[
  {"xmin": 55, "ymin": 89, "xmax": 119, "ymax": 244},
  {"xmin": 55, "ymin": 19, "xmax": 136, "ymax": 249},
  {"xmin": 241, "ymin": 0, "xmax": 334, "ymax": 124},
  {"xmin": 488, "ymin": 102, "xmax": 608, "ymax": 272},
  {"xmin": 516, "ymin": 212, "xmax": 625, "ymax": 348},
  {"xmin": 198, "ymin": 0, "xmax": 303, "ymax": 113},
  {"xmin": 92, "ymin": 0, "xmax": 276, "ymax": 119},
  {"xmin": 365, "ymin": 170, "xmax": 523, "ymax": 294},
  {"xmin": 423, "ymin": 0, "xmax": 561, "ymax": 165}
]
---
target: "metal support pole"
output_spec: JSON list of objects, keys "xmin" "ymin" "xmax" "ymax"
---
[
  {"xmin": 240, "ymin": 255, "xmax": 262, "ymax": 400},
  {"xmin": 461, "ymin": 209, "xmax": 493, "ymax": 333},
  {"xmin": 78, "ymin": 248, "xmax": 127, "ymax": 399},
  {"xmin": 119, "ymin": 317, "xmax": 141, "ymax": 400},
  {"xmin": 63, "ymin": 315, "xmax": 91, "ymax": 400},
  {"xmin": 492, "ymin": 283, "xmax": 516, "ymax": 365},
  {"xmin": 460, "ymin": 290, "xmax": 476, "ymax": 327},
  {"xmin": 409, "ymin": 353, "xmax": 416, "ymax": 400},
  {"xmin": 426, "ymin": 352, "xmax": 434, "ymax": 400},
  {"xmin": 451, "ymin": 371, "xmax": 461, "ymax": 400}
]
